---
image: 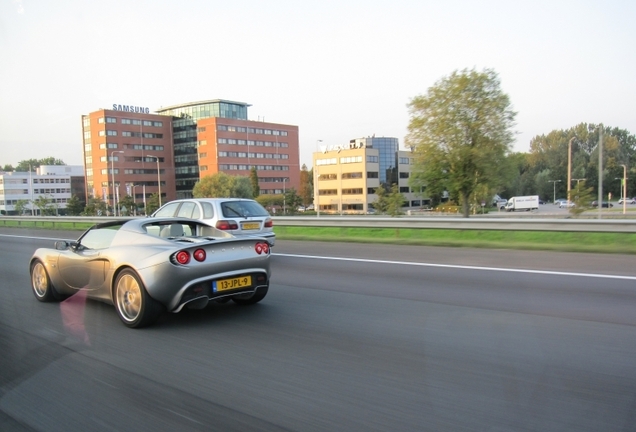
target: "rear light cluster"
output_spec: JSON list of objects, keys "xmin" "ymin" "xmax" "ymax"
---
[
  {"xmin": 174, "ymin": 248, "xmax": 207, "ymax": 265},
  {"xmin": 264, "ymin": 218, "xmax": 273, "ymax": 228},
  {"xmin": 255, "ymin": 242, "xmax": 270, "ymax": 255},
  {"xmin": 215, "ymin": 220, "xmax": 238, "ymax": 230}
]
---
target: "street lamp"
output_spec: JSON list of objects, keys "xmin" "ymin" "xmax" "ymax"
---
[
  {"xmin": 130, "ymin": 184, "xmax": 138, "ymax": 216},
  {"xmin": 589, "ymin": 124, "xmax": 604, "ymax": 219},
  {"xmin": 548, "ymin": 179, "xmax": 561, "ymax": 203},
  {"xmin": 146, "ymin": 155, "xmax": 161, "ymax": 207},
  {"xmin": 567, "ymin": 137, "xmax": 575, "ymax": 206},
  {"xmin": 620, "ymin": 164, "xmax": 627, "ymax": 215},
  {"xmin": 314, "ymin": 140, "xmax": 322, "ymax": 217},
  {"xmin": 110, "ymin": 150, "xmax": 124, "ymax": 216},
  {"xmin": 283, "ymin": 177, "xmax": 286, "ymax": 215}
]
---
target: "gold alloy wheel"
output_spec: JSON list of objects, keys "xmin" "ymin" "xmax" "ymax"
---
[
  {"xmin": 31, "ymin": 262, "xmax": 48, "ymax": 298},
  {"xmin": 116, "ymin": 273, "xmax": 142, "ymax": 322}
]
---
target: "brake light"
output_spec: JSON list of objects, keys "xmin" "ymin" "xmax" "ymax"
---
[
  {"xmin": 193, "ymin": 248, "xmax": 206, "ymax": 262},
  {"xmin": 255, "ymin": 242, "xmax": 270, "ymax": 255},
  {"xmin": 216, "ymin": 220, "xmax": 238, "ymax": 230},
  {"xmin": 176, "ymin": 251, "xmax": 190, "ymax": 264},
  {"xmin": 264, "ymin": 218, "xmax": 273, "ymax": 228}
]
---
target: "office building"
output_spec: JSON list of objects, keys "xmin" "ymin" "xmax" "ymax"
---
[
  {"xmin": 0, "ymin": 165, "xmax": 85, "ymax": 215},
  {"xmin": 82, "ymin": 100, "xmax": 300, "ymax": 211},
  {"xmin": 313, "ymin": 137, "xmax": 425, "ymax": 214}
]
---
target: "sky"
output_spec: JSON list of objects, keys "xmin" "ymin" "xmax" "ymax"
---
[{"xmin": 1, "ymin": 0, "xmax": 635, "ymax": 169}]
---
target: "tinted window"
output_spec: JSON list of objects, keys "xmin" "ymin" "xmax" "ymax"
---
[
  {"xmin": 80, "ymin": 226, "xmax": 120, "ymax": 249},
  {"xmin": 221, "ymin": 200, "xmax": 270, "ymax": 217}
]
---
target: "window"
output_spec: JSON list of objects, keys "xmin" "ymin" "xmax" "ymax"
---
[
  {"xmin": 317, "ymin": 158, "xmax": 337, "ymax": 166},
  {"xmin": 367, "ymin": 155, "xmax": 379, "ymax": 163},
  {"xmin": 318, "ymin": 173, "xmax": 337, "ymax": 180},
  {"xmin": 79, "ymin": 225, "xmax": 121, "ymax": 250},
  {"xmin": 121, "ymin": 118, "xmax": 132, "ymax": 125},
  {"xmin": 153, "ymin": 121, "xmax": 163, "ymax": 127},
  {"xmin": 399, "ymin": 157, "xmax": 410, "ymax": 164},
  {"xmin": 399, "ymin": 172, "xmax": 409, "ymax": 178},
  {"xmin": 367, "ymin": 172, "xmax": 379, "ymax": 178},
  {"xmin": 106, "ymin": 130, "xmax": 117, "ymax": 136},
  {"xmin": 132, "ymin": 119, "xmax": 141, "ymax": 125},
  {"xmin": 143, "ymin": 120, "xmax": 152, "ymax": 126},
  {"xmin": 400, "ymin": 187, "xmax": 410, "ymax": 193},
  {"xmin": 342, "ymin": 188, "xmax": 363, "ymax": 195},
  {"xmin": 318, "ymin": 189, "xmax": 338, "ymax": 195},
  {"xmin": 342, "ymin": 172, "xmax": 363, "ymax": 179},
  {"xmin": 106, "ymin": 117, "xmax": 117, "ymax": 123},
  {"xmin": 340, "ymin": 156, "xmax": 362, "ymax": 164}
]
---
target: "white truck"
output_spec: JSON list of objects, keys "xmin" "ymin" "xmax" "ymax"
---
[{"xmin": 505, "ymin": 195, "xmax": 539, "ymax": 212}]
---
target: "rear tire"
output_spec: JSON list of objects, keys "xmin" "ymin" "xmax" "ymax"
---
[
  {"xmin": 232, "ymin": 286, "xmax": 268, "ymax": 305},
  {"xmin": 30, "ymin": 260, "xmax": 60, "ymax": 302},
  {"xmin": 114, "ymin": 269, "xmax": 163, "ymax": 328}
]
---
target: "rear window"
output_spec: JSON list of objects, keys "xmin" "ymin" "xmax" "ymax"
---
[{"xmin": 221, "ymin": 200, "xmax": 270, "ymax": 218}]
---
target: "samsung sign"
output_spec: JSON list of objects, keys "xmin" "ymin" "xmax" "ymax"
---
[{"xmin": 112, "ymin": 104, "xmax": 150, "ymax": 114}]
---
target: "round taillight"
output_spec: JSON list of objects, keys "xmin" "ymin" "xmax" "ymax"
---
[
  {"xmin": 176, "ymin": 251, "xmax": 190, "ymax": 264},
  {"xmin": 193, "ymin": 248, "xmax": 206, "ymax": 262},
  {"xmin": 255, "ymin": 242, "xmax": 270, "ymax": 255}
]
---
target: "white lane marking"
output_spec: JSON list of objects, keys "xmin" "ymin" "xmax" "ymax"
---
[
  {"xmin": 0, "ymin": 234, "xmax": 67, "ymax": 240},
  {"xmin": 273, "ymin": 253, "xmax": 636, "ymax": 281},
  {"xmin": 4, "ymin": 234, "xmax": 634, "ymax": 281}
]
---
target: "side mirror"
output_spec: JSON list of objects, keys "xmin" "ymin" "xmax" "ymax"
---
[{"xmin": 55, "ymin": 240, "xmax": 70, "ymax": 250}]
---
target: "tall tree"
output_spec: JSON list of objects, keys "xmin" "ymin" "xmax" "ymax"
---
[
  {"xmin": 193, "ymin": 172, "xmax": 253, "ymax": 199},
  {"xmin": 299, "ymin": 164, "xmax": 313, "ymax": 206},
  {"xmin": 406, "ymin": 68, "xmax": 516, "ymax": 217},
  {"xmin": 250, "ymin": 167, "xmax": 260, "ymax": 197},
  {"xmin": 15, "ymin": 158, "xmax": 65, "ymax": 172},
  {"xmin": 65, "ymin": 195, "xmax": 84, "ymax": 216}
]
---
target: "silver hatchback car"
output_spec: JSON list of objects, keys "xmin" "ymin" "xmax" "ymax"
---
[{"xmin": 152, "ymin": 198, "xmax": 275, "ymax": 245}]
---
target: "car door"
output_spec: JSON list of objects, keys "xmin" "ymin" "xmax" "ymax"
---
[{"xmin": 57, "ymin": 227, "xmax": 117, "ymax": 291}]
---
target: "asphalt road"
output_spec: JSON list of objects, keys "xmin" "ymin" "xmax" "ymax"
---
[{"xmin": 1, "ymin": 229, "xmax": 635, "ymax": 431}]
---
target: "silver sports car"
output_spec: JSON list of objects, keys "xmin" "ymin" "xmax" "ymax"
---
[{"xmin": 29, "ymin": 218, "xmax": 271, "ymax": 328}]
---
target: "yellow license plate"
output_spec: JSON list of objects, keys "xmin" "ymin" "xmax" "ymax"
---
[
  {"xmin": 241, "ymin": 222, "xmax": 260, "ymax": 230},
  {"xmin": 214, "ymin": 275, "xmax": 252, "ymax": 292}
]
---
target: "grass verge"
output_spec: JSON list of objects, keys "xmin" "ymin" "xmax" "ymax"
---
[
  {"xmin": 3, "ymin": 220, "xmax": 635, "ymax": 254},
  {"xmin": 274, "ymin": 226, "xmax": 636, "ymax": 254}
]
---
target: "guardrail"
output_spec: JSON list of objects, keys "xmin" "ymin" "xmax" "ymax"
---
[{"xmin": 1, "ymin": 215, "xmax": 635, "ymax": 233}]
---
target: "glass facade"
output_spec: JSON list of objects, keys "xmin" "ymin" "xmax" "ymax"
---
[
  {"xmin": 362, "ymin": 137, "xmax": 398, "ymax": 188},
  {"xmin": 156, "ymin": 100, "xmax": 250, "ymax": 199}
]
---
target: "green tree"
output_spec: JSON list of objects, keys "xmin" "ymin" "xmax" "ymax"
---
[
  {"xmin": 34, "ymin": 195, "xmax": 57, "ymax": 216},
  {"xmin": 255, "ymin": 194, "xmax": 283, "ymax": 213},
  {"xmin": 373, "ymin": 186, "xmax": 389, "ymax": 214},
  {"xmin": 406, "ymin": 68, "xmax": 516, "ymax": 217},
  {"xmin": 2, "ymin": 164, "xmax": 14, "ymax": 172},
  {"xmin": 118, "ymin": 195, "xmax": 135, "ymax": 216},
  {"xmin": 569, "ymin": 181, "xmax": 594, "ymax": 216},
  {"xmin": 82, "ymin": 196, "xmax": 108, "ymax": 216},
  {"xmin": 283, "ymin": 187, "xmax": 303, "ymax": 214},
  {"xmin": 193, "ymin": 173, "xmax": 253, "ymax": 198},
  {"xmin": 299, "ymin": 164, "xmax": 313, "ymax": 206},
  {"xmin": 14, "ymin": 199, "xmax": 30, "ymax": 215},
  {"xmin": 145, "ymin": 193, "xmax": 161, "ymax": 215},
  {"xmin": 386, "ymin": 184, "xmax": 406, "ymax": 216},
  {"xmin": 65, "ymin": 195, "xmax": 84, "ymax": 216},
  {"xmin": 249, "ymin": 167, "xmax": 260, "ymax": 198},
  {"xmin": 15, "ymin": 157, "xmax": 65, "ymax": 172}
]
